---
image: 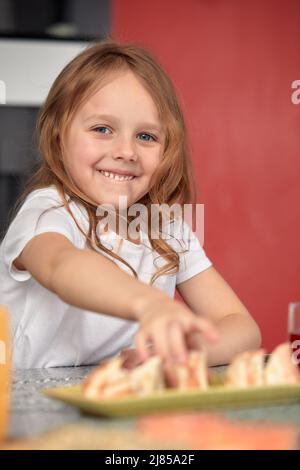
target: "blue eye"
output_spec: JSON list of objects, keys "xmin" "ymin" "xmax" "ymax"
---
[
  {"xmin": 93, "ymin": 126, "xmax": 110, "ymax": 134},
  {"xmin": 138, "ymin": 133, "xmax": 156, "ymax": 142}
]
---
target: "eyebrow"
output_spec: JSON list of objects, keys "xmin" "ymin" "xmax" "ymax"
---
[{"xmin": 83, "ymin": 114, "xmax": 164, "ymax": 134}]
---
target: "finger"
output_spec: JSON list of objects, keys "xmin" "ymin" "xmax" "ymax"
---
[
  {"xmin": 163, "ymin": 360, "xmax": 179, "ymax": 388},
  {"xmin": 186, "ymin": 331, "xmax": 203, "ymax": 350},
  {"xmin": 150, "ymin": 326, "xmax": 170, "ymax": 360},
  {"xmin": 121, "ymin": 349, "xmax": 142, "ymax": 370},
  {"xmin": 123, "ymin": 355, "xmax": 142, "ymax": 370},
  {"xmin": 134, "ymin": 331, "xmax": 150, "ymax": 362},
  {"xmin": 168, "ymin": 321, "xmax": 188, "ymax": 364}
]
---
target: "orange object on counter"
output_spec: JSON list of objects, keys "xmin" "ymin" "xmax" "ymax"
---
[
  {"xmin": 138, "ymin": 412, "xmax": 299, "ymax": 450},
  {"xmin": 0, "ymin": 306, "xmax": 11, "ymax": 442}
]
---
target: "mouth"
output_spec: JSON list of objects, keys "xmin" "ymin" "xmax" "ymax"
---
[{"xmin": 98, "ymin": 170, "xmax": 137, "ymax": 182}]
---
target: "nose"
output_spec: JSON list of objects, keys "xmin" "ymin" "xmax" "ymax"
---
[{"xmin": 112, "ymin": 134, "xmax": 137, "ymax": 162}]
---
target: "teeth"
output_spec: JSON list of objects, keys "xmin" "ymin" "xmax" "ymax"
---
[{"xmin": 100, "ymin": 170, "xmax": 135, "ymax": 181}]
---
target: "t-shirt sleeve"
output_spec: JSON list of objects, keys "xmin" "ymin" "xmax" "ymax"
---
[
  {"xmin": 2, "ymin": 192, "xmax": 82, "ymax": 282},
  {"xmin": 175, "ymin": 219, "xmax": 212, "ymax": 285}
]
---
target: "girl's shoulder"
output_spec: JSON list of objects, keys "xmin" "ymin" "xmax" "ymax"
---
[
  {"xmin": 22, "ymin": 185, "xmax": 64, "ymax": 208},
  {"xmin": 2, "ymin": 185, "xmax": 87, "ymax": 253},
  {"xmin": 20, "ymin": 184, "xmax": 89, "ymax": 228},
  {"xmin": 20, "ymin": 185, "xmax": 86, "ymax": 218}
]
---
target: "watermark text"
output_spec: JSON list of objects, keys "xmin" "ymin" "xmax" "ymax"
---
[
  {"xmin": 291, "ymin": 340, "xmax": 300, "ymax": 366},
  {"xmin": 96, "ymin": 197, "xmax": 205, "ymax": 248},
  {"xmin": 291, "ymin": 80, "xmax": 300, "ymax": 105}
]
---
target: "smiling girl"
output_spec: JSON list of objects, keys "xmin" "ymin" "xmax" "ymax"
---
[{"xmin": 0, "ymin": 40, "xmax": 261, "ymax": 369}]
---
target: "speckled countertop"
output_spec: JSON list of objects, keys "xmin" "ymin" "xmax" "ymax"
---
[{"xmin": 9, "ymin": 365, "xmax": 300, "ymax": 440}]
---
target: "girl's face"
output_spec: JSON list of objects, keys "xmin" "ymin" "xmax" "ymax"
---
[{"xmin": 63, "ymin": 70, "xmax": 165, "ymax": 209}]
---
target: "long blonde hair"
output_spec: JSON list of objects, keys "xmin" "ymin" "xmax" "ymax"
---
[{"xmin": 10, "ymin": 39, "xmax": 198, "ymax": 285}]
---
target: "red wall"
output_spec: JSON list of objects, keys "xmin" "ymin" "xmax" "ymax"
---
[{"xmin": 112, "ymin": 0, "xmax": 300, "ymax": 351}]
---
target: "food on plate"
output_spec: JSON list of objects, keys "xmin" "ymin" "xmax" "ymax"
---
[
  {"xmin": 264, "ymin": 342, "xmax": 299, "ymax": 385},
  {"xmin": 83, "ymin": 351, "xmax": 207, "ymax": 399},
  {"xmin": 164, "ymin": 351, "xmax": 208, "ymax": 390},
  {"xmin": 128, "ymin": 356, "xmax": 165, "ymax": 395},
  {"xmin": 224, "ymin": 349, "xmax": 265, "ymax": 388},
  {"xmin": 83, "ymin": 356, "xmax": 127, "ymax": 399},
  {"xmin": 83, "ymin": 356, "xmax": 165, "ymax": 399},
  {"xmin": 224, "ymin": 342, "xmax": 299, "ymax": 388},
  {"xmin": 83, "ymin": 342, "xmax": 300, "ymax": 400}
]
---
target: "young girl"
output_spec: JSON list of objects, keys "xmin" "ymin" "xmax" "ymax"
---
[{"xmin": 0, "ymin": 40, "xmax": 261, "ymax": 369}]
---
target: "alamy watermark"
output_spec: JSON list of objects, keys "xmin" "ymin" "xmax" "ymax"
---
[
  {"xmin": 291, "ymin": 80, "xmax": 300, "ymax": 105},
  {"xmin": 96, "ymin": 196, "xmax": 205, "ymax": 248},
  {"xmin": 0, "ymin": 80, "xmax": 6, "ymax": 104},
  {"xmin": 291, "ymin": 340, "xmax": 300, "ymax": 366}
]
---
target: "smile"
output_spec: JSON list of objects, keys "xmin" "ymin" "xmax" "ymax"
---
[{"xmin": 99, "ymin": 170, "xmax": 136, "ymax": 182}]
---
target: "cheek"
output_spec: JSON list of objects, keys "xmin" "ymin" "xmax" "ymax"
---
[
  {"xmin": 65, "ymin": 136, "xmax": 99, "ymax": 170},
  {"xmin": 143, "ymin": 150, "xmax": 161, "ymax": 175}
]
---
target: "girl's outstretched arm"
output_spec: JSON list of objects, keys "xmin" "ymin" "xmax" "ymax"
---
[
  {"xmin": 14, "ymin": 231, "xmax": 219, "ymax": 362},
  {"xmin": 177, "ymin": 266, "xmax": 262, "ymax": 366}
]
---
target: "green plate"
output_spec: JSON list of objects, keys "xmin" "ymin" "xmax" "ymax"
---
[{"xmin": 44, "ymin": 380, "xmax": 300, "ymax": 417}]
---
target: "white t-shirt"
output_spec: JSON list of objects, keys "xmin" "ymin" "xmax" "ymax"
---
[{"xmin": 0, "ymin": 186, "xmax": 212, "ymax": 369}]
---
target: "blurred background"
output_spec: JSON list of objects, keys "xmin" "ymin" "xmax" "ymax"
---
[
  {"xmin": 0, "ymin": 0, "xmax": 299, "ymax": 352},
  {"xmin": 0, "ymin": 0, "xmax": 109, "ymax": 236}
]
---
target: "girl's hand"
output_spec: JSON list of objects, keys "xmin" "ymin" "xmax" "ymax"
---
[
  {"xmin": 133, "ymin": 294, "xmax": 219, "ymax": 364},
  {"xmin": 120, "ymin": 344, "xmax": 156, "ymax": 369},
  {"xmin": 119, "ymin": 347, "xmax": 144, "ymax": 370}
]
